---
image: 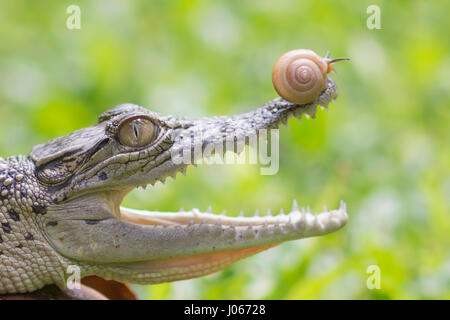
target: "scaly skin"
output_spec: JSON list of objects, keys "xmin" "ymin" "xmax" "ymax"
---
[
  {"xmin": 0, "ymin": 156, "xmax": 69, "ymax": 293},
  {"xmin": 0, "ymin": 79, "xmax": 347, "ymax": 295}
]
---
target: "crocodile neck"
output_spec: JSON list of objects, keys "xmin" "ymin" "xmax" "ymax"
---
[{"xmin": 0, "ymin": 156, "xmax": 70, "ymax": 293}]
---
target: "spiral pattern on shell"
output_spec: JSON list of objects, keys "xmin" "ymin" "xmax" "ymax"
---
[{"xmin": 272, "ymin": 49, "xmax": 329, "ymax": 105}]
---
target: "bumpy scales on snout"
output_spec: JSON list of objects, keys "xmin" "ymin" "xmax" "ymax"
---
[{"xmin": 0, "ymin": 78, "xmax": 347, "ymax": 294}]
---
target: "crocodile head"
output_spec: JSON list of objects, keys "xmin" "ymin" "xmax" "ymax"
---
[{"xmin": 29, "ymin": 79, "xmax": 347, "ymax": 285}]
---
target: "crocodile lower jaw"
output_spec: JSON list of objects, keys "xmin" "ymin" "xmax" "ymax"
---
[{"xmin": 108, "ymin": 202, "xmax": 348, "ymax": 282}]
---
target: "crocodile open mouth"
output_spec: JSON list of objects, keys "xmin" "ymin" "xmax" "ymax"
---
[
  {"xmin": 105, "ymin": 88, "xmax": 348, "ymax": 283},
  {"xmin": 107, "ymin": 191, "xmax": 348, "ymax": 283},
  {"xmin": 42, "ymin": 79, "xmax": 348, "ymax": 285}
]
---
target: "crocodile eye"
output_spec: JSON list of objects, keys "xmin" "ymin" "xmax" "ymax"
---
[{"xmin": 118, "ymin": 117, "xmax": 157, "ymax": 147}]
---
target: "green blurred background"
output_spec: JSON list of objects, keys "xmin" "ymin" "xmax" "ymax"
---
[{"xmin": 0, "ymin": 0, "xmax": 449, "ymax": 299}]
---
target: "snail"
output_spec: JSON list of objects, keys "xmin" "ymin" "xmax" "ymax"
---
[{"xmin": 272, "ymin": 49, "xmax": 349, "ymax": 105}]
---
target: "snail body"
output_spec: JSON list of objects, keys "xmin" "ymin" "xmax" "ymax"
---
[{"xmin": 272, "ymin": 49, "xmax": 349, "ymax": 105}]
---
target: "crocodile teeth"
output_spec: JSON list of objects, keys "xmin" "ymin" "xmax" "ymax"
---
[
  {"xmin": 292, "ymin": 199, "xmax": 299, "ymax": 212},
  {"xmin": 119, "ymin": 200, "xmax": 348, "ymax": 242},
  {"xmin": 340, "ymin": 200, "xmax": 346, "ymax": 211},
  {"xmin": 294, "ymin": 108, "xmax": 304, "ymax": 119}
]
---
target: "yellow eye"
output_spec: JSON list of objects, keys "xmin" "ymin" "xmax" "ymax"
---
[{"xmin": 118, "ymin": 117, "xmax": 157, "ymax": 147}]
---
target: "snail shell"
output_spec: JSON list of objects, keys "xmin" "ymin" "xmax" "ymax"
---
[{"xmin": 272, "ymin": 49, "xmax": 348, "ymax": 105}]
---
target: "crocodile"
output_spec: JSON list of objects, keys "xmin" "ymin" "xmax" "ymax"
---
[{"xmin": 0, "ymin": 78, "xmax": 347, "ymax": 297}]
